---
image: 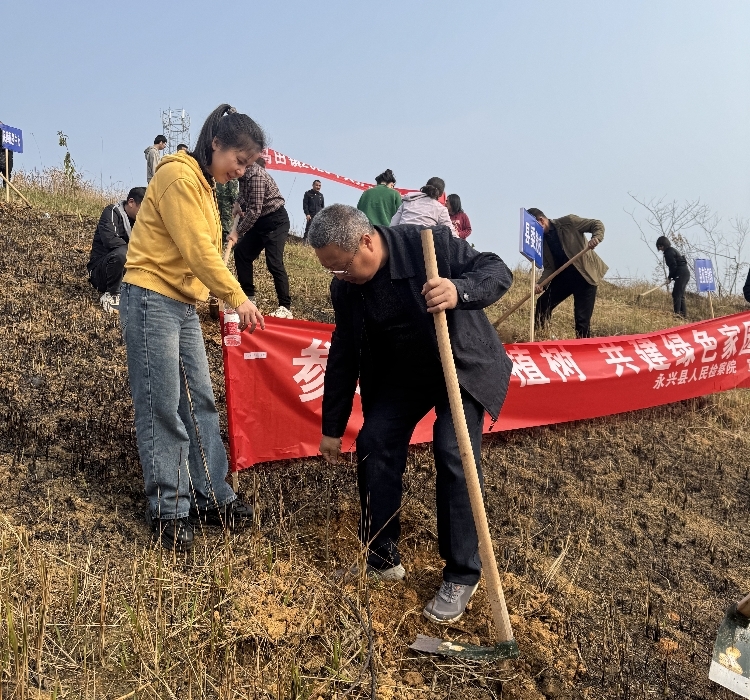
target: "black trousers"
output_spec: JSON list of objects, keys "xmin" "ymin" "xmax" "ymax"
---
[
  {"xmin": 304, "ymin": 217, "xmax": 312, "ymax": 240},
  {"xmin": 88, "ymin": 247, "xmax": 127, "ymax": 294},
  {"xmin": 535, "ymin": 265, "xmax": 597, "ymax": 338},
  {"xmin": 672, "ymin": 267, "xmax": 690, "ymax": 317},
  {"xmin": 234, "ymin": 207, "xmax": 291, "ymax": 308},
  {"xmin": 356, "ymin": 378, "xmax": 484, "ymax": 585}
]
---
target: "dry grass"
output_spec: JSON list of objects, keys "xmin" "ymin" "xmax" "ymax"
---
[
  {"xmin": 8, "ymin": 169, "xmax": 123, "ymax": 219},
  {"xmin": 1, "ymin": 191, "xmax": 750, "ymax": 699}
]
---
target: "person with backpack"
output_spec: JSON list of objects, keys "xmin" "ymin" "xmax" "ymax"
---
[
  {"xmin": 656, "ymin": 236, "xmax": 691, "ymax": 317},
  {"xmin": 87, "ymin": 187, "xmax": 146, "ymax": 313},
  {"xmin": 121, "ymin": 104, "xmax": 265, "ymax": 551}
]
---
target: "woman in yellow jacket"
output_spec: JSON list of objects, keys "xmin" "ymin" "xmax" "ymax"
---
[{"xmin": 121, "ymin": 104, "xmax": 265, "ymax": 551}]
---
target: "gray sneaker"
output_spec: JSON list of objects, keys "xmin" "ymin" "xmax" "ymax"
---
[
  {"xmin": 336, "ymin": 562, "xmax": 406, "ymax": 582},
  {"xmin": 423, "ymin": 580, "xmax": 479, "ymax": 623}
]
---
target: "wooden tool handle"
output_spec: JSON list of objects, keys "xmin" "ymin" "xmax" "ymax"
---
[
  {"xmin": 638, "ymin": 280, "xmax": 670, "ymax": 298},
  {"xmin": 421, "ymin": 228, "xmax": 514, "ymax": 644},
  {"xmin": 737, "ymin": 593, "xmax": 750, "ymax": 617},
  {"xmin": 223, "ymin": 215, "xmax": 240, "ymax": 264},
  {"xmin": 493, "ymin": 245, "xmax": 589, "ymax": 328}
]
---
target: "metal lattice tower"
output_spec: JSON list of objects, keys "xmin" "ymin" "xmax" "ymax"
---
[{"xmin": 160, "ymin": 108, "xmax": 191, "ymax": 153}]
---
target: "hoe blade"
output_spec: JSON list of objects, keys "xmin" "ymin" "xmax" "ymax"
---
[
  {"xmin": 709, "ymin": 604, "xmax": 750, "ymax": 697},
  {"xmin": 410, "ymin": 634, "xmax": 519, "ymax": 662}
]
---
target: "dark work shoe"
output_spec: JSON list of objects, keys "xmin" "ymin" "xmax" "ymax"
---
[
  {"xmin": 146, "ymin": 509, "xmax": 194, "ymax": 552},
  {"xmin": 190, "ymin": 499, "xmax": 253, "ymax": 531},
  {"xmin": 423, "ymin": 580, "xmax": 479, "ymax": 623}
]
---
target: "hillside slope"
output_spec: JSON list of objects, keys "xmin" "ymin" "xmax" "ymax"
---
[{"xmin": 0, "ymin": 202, "xmax": 749, "ymax": 699}]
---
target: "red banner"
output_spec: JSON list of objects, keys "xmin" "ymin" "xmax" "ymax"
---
[
  {"xmin": 222, "ymin": 312, "xmax": 750, "ymax": 470},
  {"xmin": 261, "ymin": 147, "xmax": 417, "ymax": 196}
]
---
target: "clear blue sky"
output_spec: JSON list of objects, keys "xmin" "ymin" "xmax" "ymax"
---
[{"xmin": 6, "ymin": 0, "xmax": 749, "ymax": 280}]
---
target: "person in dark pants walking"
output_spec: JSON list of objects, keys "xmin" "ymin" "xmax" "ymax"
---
[
  {"xmin": 528, "ymin": 208, "xmax": 608, "ymax": 338},
  {"xmin": 87, "ymin": 187, "xmax": 146, "ymax": 313},
  {"xmin": 230, "ymin": 157, "xmax": 292, "ymax": 318},
  {"xmin": 656, "ymin": 236, "xmax": 690, "ymax": 317},
  {"xmin": 309, "ymin": 204, "xmax": 513, "ymax": 624},
  {"xmin": 302, "ymin": 179, "xmax": 324, "ymax": 240}
]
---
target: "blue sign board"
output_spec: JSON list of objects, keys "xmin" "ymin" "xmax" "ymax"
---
[
  {"xmin": 519, "ymin": 208, "xmax": 544, "ymax": 268},
  {"xmin": 1, "ymin": 125, "xmax": 22, "ymax": 153},
  {"xmin": 694, "ymin": 258, "xmax": 716, "ymax": 293}
]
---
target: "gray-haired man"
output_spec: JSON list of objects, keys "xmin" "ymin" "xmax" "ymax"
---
[{"xmin": 309, "ymin": 204, "xmax": 513, "ymax": 623}]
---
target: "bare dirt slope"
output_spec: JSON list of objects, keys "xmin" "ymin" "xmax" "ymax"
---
[{"xmin": 0, "ymin": 203, "xmax": 748, "ymax": 699}]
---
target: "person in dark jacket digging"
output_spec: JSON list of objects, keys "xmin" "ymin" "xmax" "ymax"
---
[
  {"xmin": 302, "ymin": 179, "xmax": 324, "ymax": 240},
  {"xmin": 528, "ymin": 208, "xmax": 607, "ymax": 338},
  {"xmin": 87, "ymin": 187, "xmax": 146, "ymax": 313},
  {"xmin": 308, "ymin": 204, "xmax": 513, "ymax": 624},
  {"xmin": 656, "ymin": 236, "xmax": 690, "ymax": 317}
]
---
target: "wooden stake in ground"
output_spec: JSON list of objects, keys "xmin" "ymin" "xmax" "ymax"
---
[
  {"xmin": 708, "ymin": 290, "xmax": 715, "ymax": 319},
  {"xmin": 411, "ymin": 228, "xmax": 518, "ymax": 662},
  {"xmin": 493, "ymin": 246, "xmax": 588, "ymax": 329},
  {"xmin": 0, "ymin": 171, "xmax": 32, "ymax": 208},
  {"xmin": 4, "ymin": 149, "xmax": 8, "ymax": 204}
]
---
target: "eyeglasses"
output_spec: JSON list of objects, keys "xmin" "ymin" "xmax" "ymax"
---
[{"xmin": 325, "ymin": 244, "xmax": 360, "ymax": 277}]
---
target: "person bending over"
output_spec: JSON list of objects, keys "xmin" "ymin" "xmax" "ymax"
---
[
  {"xmin": 122, "ymin": 104, "xmax": 264, "ymax": 551},
  {"xmin": 529, "ymin": 208, "xmax": 607, "ymax": 339},
  {"xmin": 230, "ymin": 158, "xmax": 293, "ymax": 319},
  {"xmin": 357, "ymin": 169, "xmax": 402, "ymax": 226},
  {"xmin": 391, "ymin": 177, "xmax": 457, "ymax": 236},
  {"xmin": 656, "ymin": 236, "xmax": 690, "ymax": 318},
  {"xmin": 309, "ymin": 204, "xmax": 513, "ymax": 624},
  {"xmin": 87, "ymin": 187, "xmax": 146, "ymax": 313}
]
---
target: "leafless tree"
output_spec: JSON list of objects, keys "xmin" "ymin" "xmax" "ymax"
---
[{"xmin": 627, "ymin": 194, "xmax": 749, "ymax": 297}]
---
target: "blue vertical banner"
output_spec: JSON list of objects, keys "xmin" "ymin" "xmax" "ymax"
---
[
  {"xmin": 0, "ymin": 125, "xmax": 23, "ymax": 153},
  {"xmin": 694, "ymin": 259, "xmax": 716, "ymax": 293},
  {"xmin": 519, "ymin": 208, "xmax": 544, "ymax": 268}
]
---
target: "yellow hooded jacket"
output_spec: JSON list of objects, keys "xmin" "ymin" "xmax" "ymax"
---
[{"xmin": 124, "ymin": 151, "xmax": 247, "ymax": 309}]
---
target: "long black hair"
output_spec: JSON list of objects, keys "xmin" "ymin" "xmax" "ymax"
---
[
  {"xmin": 190, "ymin": 104, "xmax": 267, "ymax": 183},
  {"xmin": 375, "ymin": 168, "xmax": 396, "ymax": 185},
  {"xmin": 447, "ymin": 194, "xmax": 462, "ymax": 214},
  {"xmin": 420, "ymin": 177, "xmax": 445, "ymax": 200}
]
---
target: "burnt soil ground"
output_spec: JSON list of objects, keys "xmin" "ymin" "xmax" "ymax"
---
[{"xmin": 0, "ymin": 203, "xmax": 749, "ymax": 699}]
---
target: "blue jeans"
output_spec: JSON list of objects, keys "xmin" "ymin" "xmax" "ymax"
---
[{"xmin": 120, "ymin": 283, "xmax": 236, "ymax": 520}]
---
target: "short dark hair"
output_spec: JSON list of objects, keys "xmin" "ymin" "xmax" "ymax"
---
[
  {"xmin": 527, "ymin": 208, "xmax": 546, "ymax": 219},
  {"xmin": 375, "ymin": 169, "xmax": 396, "ymax": 185},
  {"xmin": 447, "ymin": 194, "xmax": 462, "ymax": 214},
  {"xmin": 256, "ymin": 156, "xmax": 266, "ymax": 168},
  {"xmin": 126, "ymin": 187, "xmax": 147, "ymax": 204},
  {"xmin": 190, "ymin": 104, "xmax": 267, "ymax": 183},
  {"xmin": 420, "ymin": 177, "xmax": 445, "ymax": 200},
  {"xmin": 656, "ymin": 235, "xmax": 671, "ymax": 249},
  {"xmin": 154, "ymin": 135, "xmax": 167, "ymax": 145},
  {"xmin": 313, "ymin": 179, "xmax": 322, "ymax": 185},
  {"xmin": 176, "ymin": 143, "xmax": 189, "ymax": 151}
]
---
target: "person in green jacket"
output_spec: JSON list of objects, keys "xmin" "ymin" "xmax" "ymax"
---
[{"xmin": 357, "ymin": 169, "xmax": 402, "ymax": 226}]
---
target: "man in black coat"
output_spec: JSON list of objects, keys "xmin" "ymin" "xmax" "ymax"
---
[
  {"xmin": 308, "ymin": 204, "xmax": 513, "ymax": 624},
  {"xmin": 656, "ymin": 236, "xmax": 691, "ymax": 317},
  {"xmin": 302, "ymin": 180, "xmax": 324, "ymax": 240},
  {"xmin": 87, "ymin": 187, "xmax": 146, "ymax": 313}
]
